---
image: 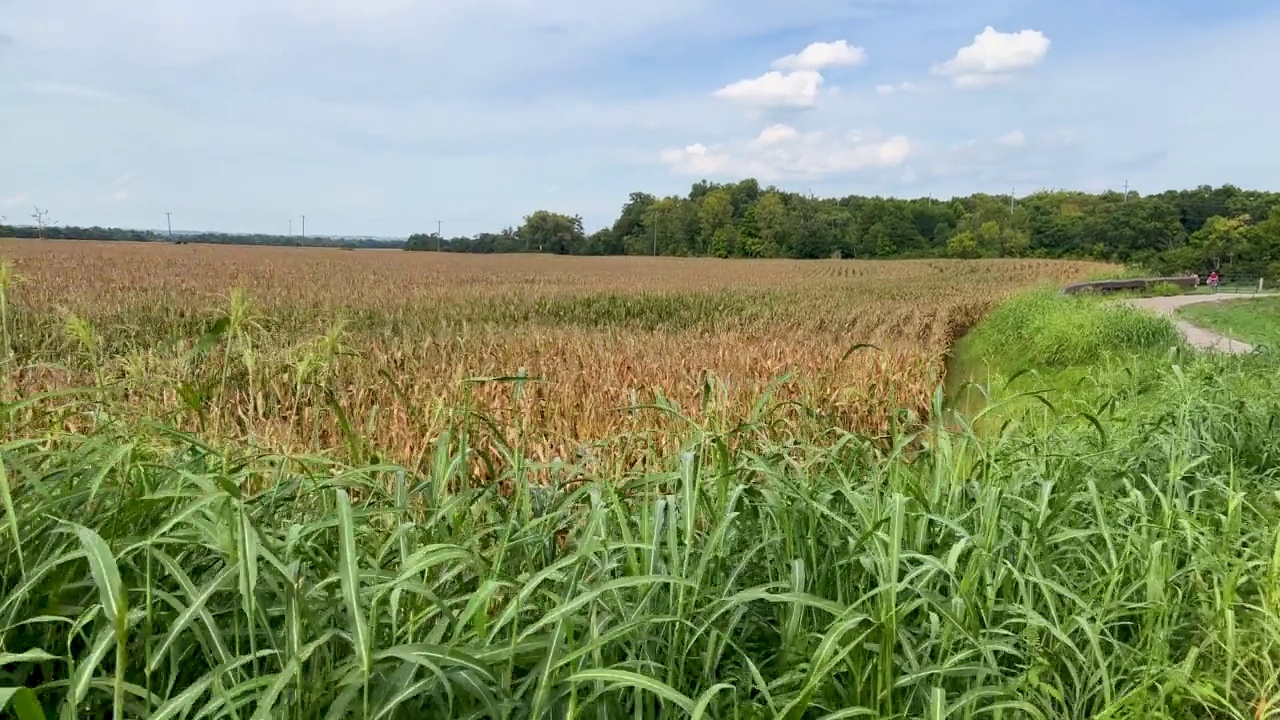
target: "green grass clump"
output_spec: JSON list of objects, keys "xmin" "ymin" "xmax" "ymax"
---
[
  {"xmin": 1178, "ymin": 295, "xmax": 1280, "ymax": 351},
  {"xmin": 1139, "ymin": 281, "xmax": 1190, "ymax": 297},
  {"xmin": 965, "ymin": 288, "xmax": 1181, "ymax": 368},
  {"xmin": 1082, "ymin": 264, "xmax": 1158, "ymax": 282}
]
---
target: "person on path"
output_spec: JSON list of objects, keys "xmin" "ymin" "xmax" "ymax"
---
[{"xmin": 1208, "ymin": 271, "xmax": 1220, "ymax": 291}]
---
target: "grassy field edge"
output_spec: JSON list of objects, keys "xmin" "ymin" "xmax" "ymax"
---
[{"xmin": 1178, "ymin": 295, "xmax": 1280, "ymax": 350}]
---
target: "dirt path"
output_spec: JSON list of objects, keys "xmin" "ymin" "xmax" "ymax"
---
[{"xmin": 1122, "ymin": 293, "xmax": 1279, "ymax": 354}]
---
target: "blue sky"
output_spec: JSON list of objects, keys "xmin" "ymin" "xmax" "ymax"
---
[{"xmin": 1, "ymin": 0, "xmax": 1277, "ymax": 237}]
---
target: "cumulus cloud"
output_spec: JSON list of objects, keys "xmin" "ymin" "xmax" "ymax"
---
[
  {"xmin": 660, "ymin": 123, "xmax": 910, "ymax": 179},
  {"xmin": 772, "ymin": 40, "xmax": 867, "ymax": 71},
  {"xmin": 933, "ymin": 26, "xmax": 1050, "ymax": 87},
  {"xmin": 711, "ymin": 70, "xmax": 823, "ymax": 108},
  {"xmin": 712, "ymin": 39, "xmax": 866, "ymax": 108}
]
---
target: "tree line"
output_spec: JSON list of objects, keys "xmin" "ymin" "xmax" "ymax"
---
[
  {"xmin": 7, "ymin": 182, "xmax": 1280, "ymax": 278},
  {"xmin": 0, "ymin": 219, "xmax": 402, "ymax": 250},
  {"xmin": 408, "ymin": 182, "xmax": 1280, "ymax": 279}
]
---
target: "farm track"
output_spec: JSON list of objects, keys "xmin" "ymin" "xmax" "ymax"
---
[{"xmin": 1123, "ymin": 292, "xmax": 1280, "ymax": 354}]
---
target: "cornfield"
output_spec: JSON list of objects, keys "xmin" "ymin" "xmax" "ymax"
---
[
  {"xmin": 5, "ymin": 239, "xmax": 1280, "ymax": 719},
  {"xmin": 0, "ymin": 240, "xmax": 1108, "ymax": 468}
]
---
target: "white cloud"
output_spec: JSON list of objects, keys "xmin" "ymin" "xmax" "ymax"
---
[
  {"xmin": 660, "ymin": 123, "xmax": 910, "ymax": 179},
  {"xmin": 711, "ymin": 70, "xmax": 823, "ymax": 108},
  {"xmin": 997, "ymin": 130, "xmax": 1026, "ymax": 147},
  {"xmin": 713, "ymin": 40, "xmax": 865, "ymax": 109},
  {"xmin": 772, "ymin": 40, "xmax": 867, "ymax": 71},
  {"xmin": 1, "ymin": 193, "xmax": 29, "ymax": 208},
  {"xmin": 951, "ymin": 73, "xmax": 1008, "ymax": 89},
  {"xmin": 111, "ymin": 189, "xmax": 130, "ymax": 202},
  {"xmin": 875, "ymin": 81, "xmax": 918, "ymax": 95},
  {"xmin": 933, "ymin": 26, "xmax": 1050, "ymax": 88}
]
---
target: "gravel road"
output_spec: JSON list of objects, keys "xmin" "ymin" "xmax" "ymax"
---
[{"xmin": 1122, "ymin": 293, "xmax": 1278, "ymax": 354}]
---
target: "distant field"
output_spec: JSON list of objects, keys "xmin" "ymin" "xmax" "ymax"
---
[{"xmin": 0, "ymin": 239, "xmax": 1109, "ymax": 465}]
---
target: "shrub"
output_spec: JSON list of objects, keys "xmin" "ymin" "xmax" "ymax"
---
[{"xmin": 967, "ymin": 288, "xmax": 1181, "ymax": 367}]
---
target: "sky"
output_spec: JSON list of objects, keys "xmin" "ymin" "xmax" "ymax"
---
[{"xmin": 1, "ymin": 0, "xmax": 1278, "ymax": 237}]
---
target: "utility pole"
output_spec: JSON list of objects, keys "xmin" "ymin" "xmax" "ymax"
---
[
  {"xmin": 31, "ymin": 207, "xmax": 49, "ymax": 240},
  {"xmin": 289, "ymin": 218, "xmax": 292, "ymax": 236},
  {"xmin": 652, "ymin": 220, "xmax": 657, "ymax": 256},
  {"xmin": 437, "ymin": 220, "xmax": 442, "ymax": 251},
  {"xmin": 1009, "ymin": 188, "xmax": 1016, "ymax": 214},
  {"xmin": 1122, "ymin": 180, "xmax": 1130, "ymax": 203},
  {"xmin": 301, "ymin": 215, "xmax": 306, "ymax": 239},
  {"xmin": 165, "ymin": 212, "xmax": 173, "ymax": 239}
]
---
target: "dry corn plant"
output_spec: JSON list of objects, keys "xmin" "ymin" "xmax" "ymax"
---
[{"xmin": 0, "ymin": 239, "xmax": 1111, "ymax": 476}]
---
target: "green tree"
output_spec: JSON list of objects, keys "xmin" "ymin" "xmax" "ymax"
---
[
  {"xmin": 1002, "ymin": 227, "xmax": 1030, "ymax": 257},
  {"xmin": 947, "ymin": 230, "xmax": 980, "ymax": 259},
  {"xmin": 1084, "ymin": 199, "xmax": 1186, "ymax": 262},
  {"xmin": 611, "ymin": 192, "xmax": 655, "ymax": 254},
  {"xmin": 638, "ymin": 197, "xmax": 690, "ymax": 256},
  {"xmin": 518, "ymin": 211, "xmax": 586, "ymax": 254},
  {"xmin": 405, "ymin": 233, "xmax": 440, "ymax": 251},
  {"xmin": 709, "ymin": 227, "xmax": 736, "ymax": 259},
  {"xmin": 727, "ymin": 179, "xmax": 762, "ymax": 220},
  {"xmin": 698, "ymin": 189, "xmax": 735, "ymax": 257},
  {"xmin": 740, "ymin": 192, "xmax": 795, "ymax": 258},
  {"xmin": 1189, "ymin": 215, "xmax": 1250, "ymax": 270},
  {"xmin": 1251, "ymin": 206, "xmax": 1280, "ymax": 262}
]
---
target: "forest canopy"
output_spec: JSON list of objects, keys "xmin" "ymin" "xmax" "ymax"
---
[{"xmin": 407, "ymin": 182, "xmax": 1280, "ymax": 278}]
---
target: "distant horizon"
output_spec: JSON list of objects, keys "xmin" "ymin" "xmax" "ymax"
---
[
  {"xmin": 1, "ymin": 223, "xmax": 408, "ymax": 243},
  {"xmin": 4, "ymin": 177, "xmax": 1279, "ymax": 243}
]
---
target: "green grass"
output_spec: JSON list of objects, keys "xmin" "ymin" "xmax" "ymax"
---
[
  {"xmin": 967, "ymin": 289, "xmax": 1182, "ymax": 369},
  {"xmin": 7, "ymin": 291, "xmax": 1280, "ymax": 718},
  {"xmin": 946, "ymin": 288, "xmax": 1182, "ymax": 415},
  {"xmin": 1178, "ymin": 295, "xmax": 1280, "ymax": 350}
]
